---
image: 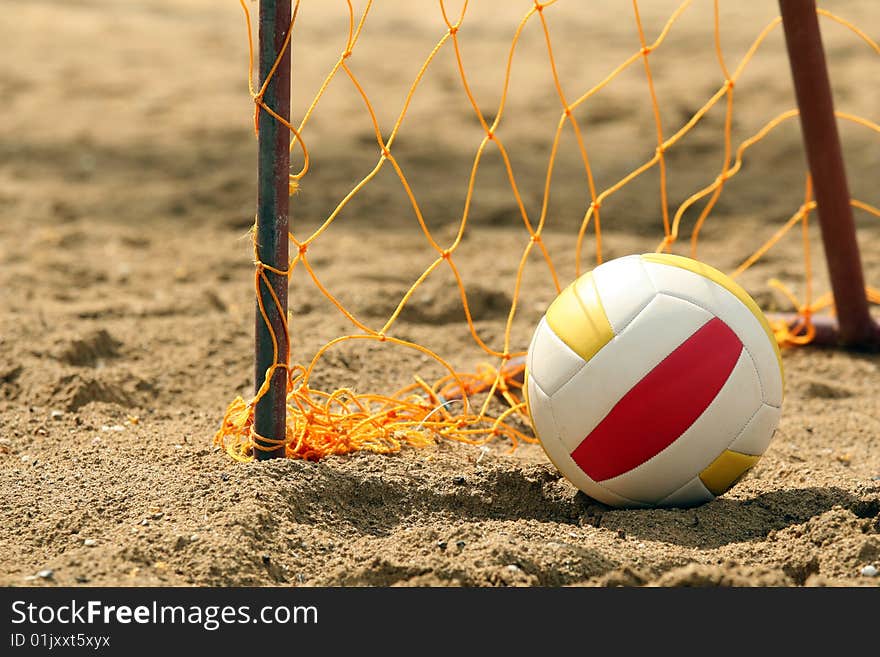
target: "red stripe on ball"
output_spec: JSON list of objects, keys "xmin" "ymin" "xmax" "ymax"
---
[{"xmin": 570, "ymin": 316, "xmax": 743, "ymax": 482}]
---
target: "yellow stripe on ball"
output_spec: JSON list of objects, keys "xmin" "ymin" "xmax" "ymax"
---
[
  {"xmin": 545, "ymin": 272, "xmax": 614, "ymax": 362},
  {"xmin": 699, "ymin": 449, "xmax": 760, "ymax": 496}
]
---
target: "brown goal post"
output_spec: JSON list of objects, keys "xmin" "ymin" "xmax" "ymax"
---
[
  {"xmin": 778, "ymin": 0, "xmax": 880, "ymax": 349},
  {"xmin": 254, "ymin": 0, "xmax": 292, "ymax": 459}
]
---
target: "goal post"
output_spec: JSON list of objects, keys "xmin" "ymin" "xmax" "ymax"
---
[
  {"xmin": 253, "ymin": 0, "xmax": 292, "ymax": 459},
  {"xmin": 778, "ymin": 0, "xmax": 879, "ymax": 349}
]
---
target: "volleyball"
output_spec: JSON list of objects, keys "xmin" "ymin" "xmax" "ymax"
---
[{"xmin": 524, "ymin": 253, "xmax": 784, "ymax": 508}]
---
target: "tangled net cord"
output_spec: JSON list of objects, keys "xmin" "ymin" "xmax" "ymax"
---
[{"xmin": 214, "ymin": 0, "xmax": 880, "ymax": 462}]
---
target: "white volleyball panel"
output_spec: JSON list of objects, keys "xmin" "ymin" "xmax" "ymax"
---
[
  {"xmin": 591, "ymin": 255, "xmax": 657, "ymax": 335},
  {"xmin": 550, "ymin": 293, "xmax": 712, "ymax": 451},
  {"xmin": 545, "ymin": 435, "xmax": 643, "ymax": 508},
  {"xmin": 657, "ymin": 477, "xmax": 715, "ymax": 507},
  {"xmin": 600, "ymin": 349, "xmax": 761, "ymax": 504},
  {"xmin": 526, "ymin": 374, "xmax": 560, "ymax": 449},
  {"xmin": 727, "ymin": 403, "xmax": 781, "ymax": 456},
  {"xmin": 526, "ymin": 317, "xmax": 588, "ymax": 397},
  {"xmin": 528, "ymin": 375, "xmax": 637, "ymax": 507},
  {"xmin": 642, "ymin": 261, "xmax": 783, "ymax": 407}
]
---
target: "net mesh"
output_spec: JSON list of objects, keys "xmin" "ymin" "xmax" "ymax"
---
[{"xmin": 214, "ymin": 0, "xmax": 880, "ymax": 462}]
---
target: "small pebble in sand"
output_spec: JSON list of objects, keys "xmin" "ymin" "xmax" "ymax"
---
[
  {"xmin": 437, "ymin": 540, "xmax": 447, "ymax": 551},
  {"xmin": 83, "ymin": 539, "xmax": 97, "ymax": 547},
  {"xmin": 189, "ymin": 534, "xmax": 200, "ymax": 542},
  {"xmin": 506, "ymin": 564, "xmax": 520, "ymax": 572},
  {"xmin": 861, "ymin": 565, "xmax": 878, "ymax": 577},
  {"xmin": 37, "ymin": 569, "xmax": 53, "ymax": 579},
  {"xmin": 50, "ymin": 410, "xmax": 64, "ymax": 420},
  {"xmin": 452, "ymin": 476, "xmax": 466, "ymax": 485},
  {"xmin": 456, "ymin": 540, "xmax": 466, "ymax": 550}
]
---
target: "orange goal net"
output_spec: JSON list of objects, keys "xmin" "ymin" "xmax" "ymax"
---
[{"xmin": 214, "ymin": 0, "xmax": 880, "ymax": 462}]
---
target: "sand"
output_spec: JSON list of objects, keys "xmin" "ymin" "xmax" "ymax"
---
[{"xmin": 0, "ymin": 0, "xmax": 878, "ymax": 587}]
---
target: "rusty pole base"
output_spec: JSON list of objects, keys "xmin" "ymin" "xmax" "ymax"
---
[{"xmin": 767, "ymin": 313, "xmax": 880, "ymax": 351}]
